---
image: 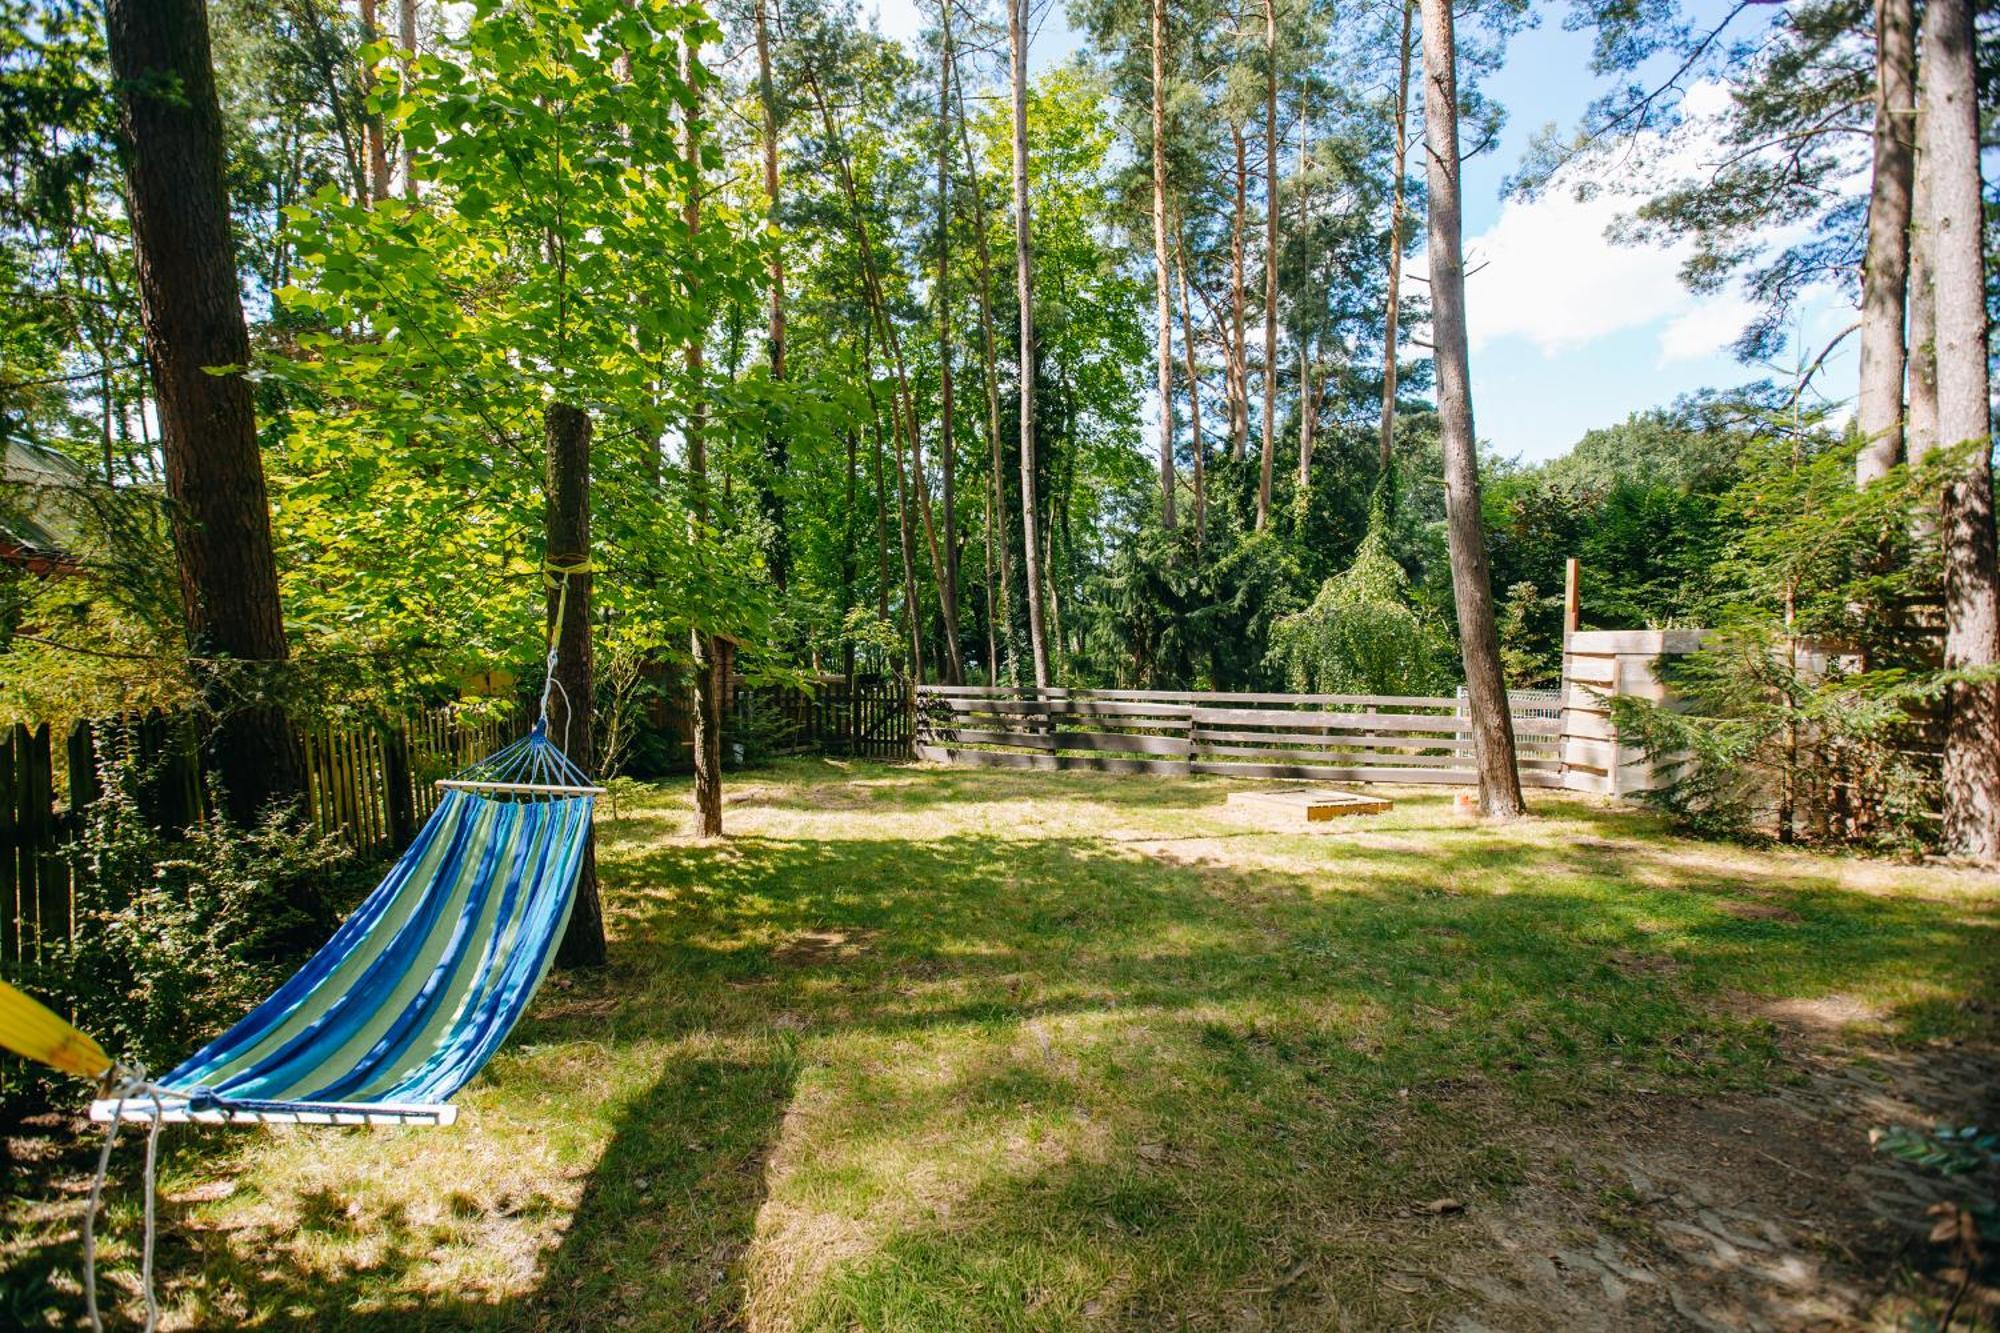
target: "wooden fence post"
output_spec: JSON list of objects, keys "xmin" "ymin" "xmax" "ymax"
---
[
  {"xmin": 382, "ymin": 719, "xmax": 416, "ymax": 849},
  {"xmin": 1, "ymin": 726, "xmax": 17, "ymax": 971},
  {"xmin": 27, "ymin": 725, "xmax": 65, "ymax": 958}
]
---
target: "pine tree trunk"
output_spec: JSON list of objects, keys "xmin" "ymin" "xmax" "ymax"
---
[
  {"xmin": 1905, "ymin": 109, "xmax": 1938, "ymax": 465},
  {"xmin": 1257, "ymin": 0, "xmax": 1278, "ymax": 531},
  {"xmin": 1229, "ymin": 120, "xmax": 1249, "ymax": 462},
  {"xmin": 359, "ymin": 0, "xmax": 390, "ymax": 203},
  {"xmin": 984, "ymin": 483, "xmax": 998, "ymax": 677},
  {"xmin": 1011, "ymin": 0, "xmax": 1052, "ymax": 688},
  {"xmin": 890, "ymin": 351, "xmax": 926, "ymax": 680},
  {"xmin": 937, "ymin": 2, "xmax": 962, "ymax": 676},
  {"xmin": 1921, "ymin": 0, "xmax": 1999, "ymax": 861},
  {"xmin": 1378, "ymin": 0, "xmax": 1413, "ymax": 477},
  {"xmin": 399, "ymin": 0, "xmax": 419, "ymax": 198},
  {"xmin": 843, "ymin": 420, "xmax": 859, "ymax": 686},
  {"xmin": 1175, "ymin": 219, "xmax": 1206, "ymax": 542},
  {"xmin": 755, "ymin": 0, "xmax": 790, "ymax": 591},
  {"xmin": 868, "ymin": 324, "xmax": 891, "ymax": 626},
  {"xmin": 1421, "ymin": 0, "xmax": 1525, "ymax": 818},
  {"xmin": 1151, "ymin": 0, "xmax": 1177, "ymax": 528},
  {"xmin": 106, "ymin": 0, "xmax": 305, "ymax": 829},
  {"xmin": 1295, "ymin": 102, "xmax": 1313, "ymax": 492},
  {"xmin": 542, "ymin": 402, "xmax": 605, "ymax": 967},
  {"xmin": 1855, "ymin": 0, "xmax": 1917, "ymax": 486}
]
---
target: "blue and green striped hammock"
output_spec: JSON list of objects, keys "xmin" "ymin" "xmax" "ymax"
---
[{"xmin": 89, "ymin": 724, "xmax": 601, "ymax": 1128}]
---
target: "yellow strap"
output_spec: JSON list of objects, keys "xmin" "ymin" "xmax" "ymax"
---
[
  {"xmin": 541, "ymin": 555, "xmax": 592, "ymax": 586},
  {"xmin": 542, "ymin": 556, "xmax": 590, "ymax": 651},
  {"xmin": 0, "ymin": 979, "xmax": 113, "ymax": 1081}
]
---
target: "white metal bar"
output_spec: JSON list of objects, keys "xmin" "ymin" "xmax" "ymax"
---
[
  {"xmin": 89, "ymin": 1098, "xmax": 458, "ymax": 1127},
  {"xmin": 435, "ymin": 778, "xmax": 607, "ymax": 797}
]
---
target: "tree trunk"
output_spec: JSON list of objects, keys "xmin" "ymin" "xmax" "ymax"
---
[
  {"xmin": 1011, "ymin": 0, "xmax": 1052, "ymax": 688},
  {"xmin": 1151, "ymin": 0, "xmax": 1178, "ymax": 528},
  {"xmin": 542, "ymin": 402, "xmax": 605, "ymax": 967},
  {"xmin": 867, "ymin": 324, "xmax": 891, "ymax": 624},
  {"xmin": 1175, "ymin": 218, "xmax": 1206, "ymax": 542},
  {"xmin": 684, "ymin": 54, "xmax": 723, "ymax": 839},
  {"xmin": 1922, "ymin": 0, "xmax": 1999, "ymax": 861},
  {"xmin": 1421, "ymin": 0, "xmax": 1525, "ymax": 818},
  {"xmin": 951, "ymin": 46, "xmax": 1013, "ymax": 680},
  {"xmin": 399, "ymin": 0, "xmax": 418, "ymax": 198},
  {"xmin": 890, "ymin": 351, "xmax": 926, "ymax": 680},
  {"xmin": 359, "ymin": 0, "xmax": 390, "ymax": 202},
  {"xmin": 937, "ymin": 0, "xmax": 962, "ymax": 678},
  {"xmin": 1257, "ymin": 0, "xmax": 1278, "ymax": 531},
  {"xmin": 1905, "ymin": 102, "xmax": 1937, "ymax": 465},
  {"xmin": 1295, "ymin": 101, "xmax": 1313, "ymax": 492},
  {"xmin": 983, "ymin": 482, "xmax": 999, "ymax": 676},
  {"xmin": 106, "ymin": 0, "xmax": 305, "ymax": 828},
  {"xmin": 1229, "ymin": 120, "xmax": 1249, "ymax": 462},
  {"xmin": 755, "ymin": 0, "xmax": 790, "ymax": 591},
  {"xmin": 1855, "ymin": 0, "xmax": 1917, "ymax": 486},
  {"xmin": 842, "ymin": 420, "xmax": 859, "ymax": 686},
  {"xmin": 1378, "ymin": 0, "xmax": 1414, "ymax": 476}
]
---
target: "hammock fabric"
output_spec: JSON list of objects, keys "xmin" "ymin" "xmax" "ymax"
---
[{"xmin": 90, "ymin": 727, "xmax": 600, "ymax": 1128}]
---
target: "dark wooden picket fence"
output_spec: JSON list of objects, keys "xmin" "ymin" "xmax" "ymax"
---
[
  {"xmin": 1, "ymin": 679, "xmax": 913, "ymax": 975},
  {"xmin": 733, "ymin": 678, "xmax": 911, "ymax": 759},
  {"xmin": 0, "ymin": 708, "xmax": 522, "ymax": 974},
  {"xmin": 300, "ymin": 711, "xmax": 520, "ymax": 857}
]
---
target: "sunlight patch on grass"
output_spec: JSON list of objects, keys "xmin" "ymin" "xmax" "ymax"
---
[{"xmin": 16, "ymin": 759, "xmax": 1992, "ymax": 1330}]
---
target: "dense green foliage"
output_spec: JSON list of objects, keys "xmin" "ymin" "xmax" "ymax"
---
[{"xmin": 1610, "ymin": 420, "xmax": 1958, "ymax": 849}]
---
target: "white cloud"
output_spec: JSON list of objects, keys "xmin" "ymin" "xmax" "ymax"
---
[
  {"xmin": 1656, "ymin": 290, "xmax": 1758, "ymax": 365},
  {"xmin": 866, "ymin": 0, "xmax": 926, "ymax": 45},
  {"xmin": 1411, "ymin": 80, "xmax": 1862, "ymax": 369},
  {"xmin": 1452, "ymin": 184, "xmax": 1699, "ymax": 357}
]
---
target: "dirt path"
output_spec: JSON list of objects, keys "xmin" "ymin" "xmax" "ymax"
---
[{"xmin": 1446, "ymin": 1001, "xmax": 1999, "ymax": 1331}]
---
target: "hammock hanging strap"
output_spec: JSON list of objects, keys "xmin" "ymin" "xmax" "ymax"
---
[{"xmin": 538, "ymin": 555, "xmax": 591, "ymax": 742}]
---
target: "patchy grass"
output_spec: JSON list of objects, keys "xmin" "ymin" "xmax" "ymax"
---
[{"xmin": 5, "ymin": 760, "xmax": 1996, "ymax": 1329}]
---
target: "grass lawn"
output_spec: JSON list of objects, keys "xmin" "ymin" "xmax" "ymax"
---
[{"xmin": 6, "ymin": 760, "xmax": 1997, "ymax": 1329}]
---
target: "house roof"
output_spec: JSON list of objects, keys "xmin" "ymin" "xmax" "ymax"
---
[{"xmin": 2, "ymin": 438, "xmax": 89, "ymax": 556}]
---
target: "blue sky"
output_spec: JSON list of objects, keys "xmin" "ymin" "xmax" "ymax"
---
[{"xmin": 863, "ymin": 0, "xmax": 1864, "ymax": 465}]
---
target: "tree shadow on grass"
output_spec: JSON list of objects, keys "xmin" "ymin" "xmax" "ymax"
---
[
  {"xmin": 1, "ymin": 1044, "xmax": 799, "ymax": 1331},
  {"xmin": 6, "ymin": 790, "xmax": 1991, "ymax": 1329}
]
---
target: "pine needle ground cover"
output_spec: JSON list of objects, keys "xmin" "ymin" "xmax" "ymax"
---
[{"xmin": 6, "ymin": 761, "xmax": 1996, "ymax": 1329}]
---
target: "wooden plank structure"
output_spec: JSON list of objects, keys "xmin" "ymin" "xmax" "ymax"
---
[
  {"xmin": 915, "ymin": 686, "xmax": 1567, "ymax": 787},
  {"xmin": 732, "ymin": 678, "xmax": 911, "ymax": 760},
  {"xmin": 1558, "ymin": 629, "xmax": 1702, "ymax": 796},
  {"xmin": 1226, "ymin": 788, "xmax": 1394, "ymax": 820}
]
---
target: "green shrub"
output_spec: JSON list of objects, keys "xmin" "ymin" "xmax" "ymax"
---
[
  {"xmin": 1269, "ymin": 493, "xmax": 1455, "ymax": 697},
  {"xmin": 3, "ymin": 749, "xmax": 368, "ymax": 1114},
  {"xmin": 1607, "ymin": 425, "xmax": 1963, "ymax": 852}
]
